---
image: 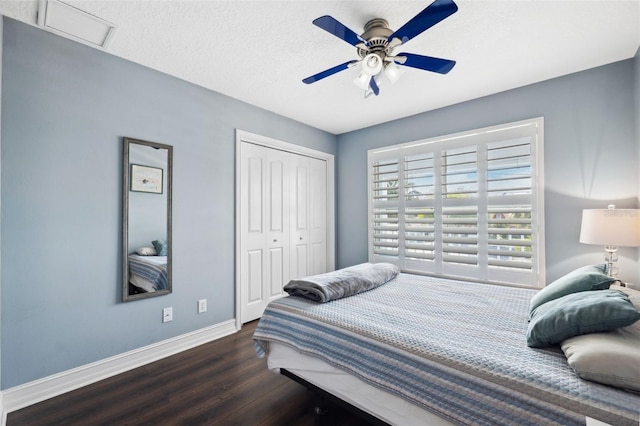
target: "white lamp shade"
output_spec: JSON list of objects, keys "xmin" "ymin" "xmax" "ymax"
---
[
  {"xmin": 580, "ymin": 208, "xmax": 640, "ymax": 247},
  {"xmin": 384, "ymin": 62, "xmax": 405, "ymax": 85},
  {"xmin": 353, "ymin": 72, "xmax": 371, "ymax": 90},
  {"xmin": 362, "ymin": 53, "xmax": 383, "ymax": 75}
]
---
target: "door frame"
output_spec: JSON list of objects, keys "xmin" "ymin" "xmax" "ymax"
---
[{"xmin": 235, "ymin": 130, "xmax": 336, "ymax": 330}]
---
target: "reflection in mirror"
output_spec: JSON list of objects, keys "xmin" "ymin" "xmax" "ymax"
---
[{"xmin": 122, "ymin": 137, "xmax": 172, "ymax": 302}]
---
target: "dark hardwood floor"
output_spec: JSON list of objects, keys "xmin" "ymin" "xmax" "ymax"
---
[{"xmin": 8, "ymin": 320, "xmax": 372, "ymax": 426}]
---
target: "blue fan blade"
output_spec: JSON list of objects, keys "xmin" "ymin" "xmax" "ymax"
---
[
  {"xmin": 313, "ymin": 15, "xmax": 365, "ymax": 47},
  {"xmin": 369, "ymin": 76, "xmax": 380, "ymax": 96},
  {"xmin": 396, "ymin": 53, "xmax": 455, "ymax": 74},
  {"xmin": 302, "ymin": 60, "xmax": 358, "ymax": 84},
  {"xmin": 388, "ymin": 0, "xmax": 458, "ymax": 45}
]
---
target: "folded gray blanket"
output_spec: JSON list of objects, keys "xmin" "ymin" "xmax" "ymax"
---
[{"xmin": 284, "ymin": 262, "xmax": 400, "ymax": 303}]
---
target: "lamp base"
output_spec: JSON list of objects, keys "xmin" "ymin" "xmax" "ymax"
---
[{"xmin": 604, "ymin": 245, "xmax": 619, "ymax": 277}]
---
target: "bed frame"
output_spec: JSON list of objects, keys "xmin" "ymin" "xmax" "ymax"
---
[{"xmin": 281, "ymin": 369, "xmax": 390, "ymax": 426}]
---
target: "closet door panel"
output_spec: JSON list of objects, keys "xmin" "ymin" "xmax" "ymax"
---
[
  {"xmin": 310, "ymin": 243, "xmax": 325, "ymax": 276},
  {"xmin": 247, "ymin": 250, "xmax": 263, "ymax": 303},
  {"xmin": 269, "ymin": 161, "xmax": 284, "ymax": 232},
  {"xmin": 290, "ymin": 155, "xmax": 310, "ymax": 280},
  {"xmin": 240, "ymin": 143, "xmax": 268, "ymax": 322},
  {"xmin": 248, "ymin": 157, "xmax": 263, "ymax": 233},
  {"xmin": 295, "ymin": 166, "xmax": 308, "ymax": 230},
  {"xmin": 266, "ymin": 149, "xmax": 290, "ymax": 302},
  {"xmin": 294, "ymin": 244, "xmax": 308, "ymax": 278},
  {"xmin": 309, "ymin": 158, "xmax": 327, "ymax": 276},
  {"xmin": 269, "ymin": 247, "xmax": 284, "ymax": 297}
]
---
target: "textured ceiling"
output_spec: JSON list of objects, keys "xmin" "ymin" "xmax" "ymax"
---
[{"xmin": 1, "ymin": 0, "xmax": 639, "ymax": 134}]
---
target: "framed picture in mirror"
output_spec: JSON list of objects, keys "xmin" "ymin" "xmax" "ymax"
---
[{"xmin": 130, "ymin": 164, "xmax": 163, "ymax": 194}]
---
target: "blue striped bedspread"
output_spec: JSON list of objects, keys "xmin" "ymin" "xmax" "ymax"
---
[
  {"xmin": 128, "ymin": 255, "xmax": 167, "ymax": 291},
  {"xmin": 253, "ymin": 273, "xmax": 640, "ymax": 426}
]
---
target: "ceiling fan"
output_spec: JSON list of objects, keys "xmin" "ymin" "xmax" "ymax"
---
[{"xmin": 302, "ymin": 0, "xmax": 458, "ymax": 97}]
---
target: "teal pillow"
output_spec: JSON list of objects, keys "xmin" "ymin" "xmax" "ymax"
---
[
  {"xmin": 529, "ymin": 264, "xmax": 614, "ymax": 315},
  {"xmin": 152, "ymin": 239, "xmax": 167, "ymax": 256},
  {"xmin": 526, "ymin": 290, "xmax": 640, "ymax": 348}
]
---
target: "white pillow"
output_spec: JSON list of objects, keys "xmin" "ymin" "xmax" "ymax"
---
[
  {"xmin": 561, "ymin": 285, "xmax": 640, "ymax": 392},
  {"xmin": 136, "ymin": 246, "xmax": 157, "ymax": 256}
]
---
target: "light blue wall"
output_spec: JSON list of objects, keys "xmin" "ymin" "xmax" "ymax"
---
[
  {"xmin": 336, "ymin": 59, "xmax": 639, "ymax": 285},
  {"xmin": 0, "ymin": 18, "xmax": 336, "ymax": 389}
]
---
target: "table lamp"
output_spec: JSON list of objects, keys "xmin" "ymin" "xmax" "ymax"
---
[{"xmin": 579, "ymin": 204, "xmax": 640, "ymax": 278}]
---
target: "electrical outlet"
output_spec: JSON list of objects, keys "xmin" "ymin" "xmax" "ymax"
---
[
  {"xmin": 198, "ymin": 299, "xmax": 207, "ymax": 314},
  {"xmin": 162, "ymin": 307, "xmax": 173, "ymax": 323}
]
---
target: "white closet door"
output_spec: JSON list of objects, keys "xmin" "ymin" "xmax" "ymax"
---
[
  {"xmin": 266, "ymin": 148, "xmax": 291, "ymax": 303},
  {"xmin": 239, "ymin": 143, "xmax": 291, "ymax": 323},
  {"xmin": 289, "ymin": 155, "xmax": 327, "ymax": 279},
  {"xmin": 239, "ymin": 140, "xmax": 329, "ymax": 323},
  {"xmin": 290, "ymin": 154, "xmax": 310, "ymax": 280},
  {"xmin": 309, "ymin": 157, "xmax": 327, "ymax": 276}
]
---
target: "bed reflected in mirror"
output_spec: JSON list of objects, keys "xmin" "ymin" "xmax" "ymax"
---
[{"xmin": 122, "ymin": 137, "xmax": 172, "ymax": 302}]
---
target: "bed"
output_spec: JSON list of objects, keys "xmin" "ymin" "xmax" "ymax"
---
[
  {"xmin": 253, "ymin": 268, "xmax": 640, "ymax": 426},
  {"xmin": 128, "ymin": 254, "xmax": 168, "ymax": 292}
]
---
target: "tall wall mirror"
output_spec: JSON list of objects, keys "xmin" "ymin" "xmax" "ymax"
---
[{"xmin": 122, "ymin": 137, "xmax": 173, "ymax": 302}]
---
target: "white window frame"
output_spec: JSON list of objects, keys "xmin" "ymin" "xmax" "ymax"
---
[{"xmin": 367, "ymin": 118, "xmax": 545, "ymax": 288}]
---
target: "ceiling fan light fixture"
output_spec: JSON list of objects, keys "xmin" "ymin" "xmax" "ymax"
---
[
  {"xmin": 362, "ymin": 53, "xmax": 383, "ymax": 75},
  {"xmin": 302, "ymin": 0, "xmax": 458, "ymax": 97},
  {"xmin": 354, "ymin": 72, "xmax": 371, "ymax": 90},
  {"xmin": 384, "ymin": 61, "xmax": 405, "ymax": 85}
]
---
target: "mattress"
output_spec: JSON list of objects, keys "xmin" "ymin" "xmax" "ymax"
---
[{"xmin": 254, "ymin": 273, "xmax": 640, "ymax": 426}]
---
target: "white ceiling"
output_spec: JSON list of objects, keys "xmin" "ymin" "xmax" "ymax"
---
[{"xmin": 1, "ymin": 0, "xmax": 639, "ymax": 134}]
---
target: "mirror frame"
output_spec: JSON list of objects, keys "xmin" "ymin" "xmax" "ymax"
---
[{"xmin": 122, "ymin": 137, "xmax": 173, "ymax": 302}]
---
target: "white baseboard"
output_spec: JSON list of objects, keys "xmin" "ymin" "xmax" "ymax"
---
[
  {"xmin": 1, "ymin": 319, "xmax": 238, "ymax": 419},
  {"xmin": 0, "ymin": 392, "xmax": 5, "ymax": 426}
]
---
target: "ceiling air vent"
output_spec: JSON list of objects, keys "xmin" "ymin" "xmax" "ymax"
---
[{"xmin": 37, "ymin": 0, "xmax": 117, "ymax": 49}]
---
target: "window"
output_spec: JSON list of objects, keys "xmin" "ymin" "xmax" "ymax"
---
[{"xmin": 369, "ymin": 118, "xmax": 544, "ymax": 287}]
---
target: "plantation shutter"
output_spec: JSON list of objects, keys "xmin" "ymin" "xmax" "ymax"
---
[
  {"xmin": 485, "ymin": 138, "xmax": 536, "ymax": 283},
  {"xmin": 371, "ymin": 159, "xmax": 400, "ymax": 259},
  {"xmin": 369, "ymin": 118, "xmax": 544, "ymax": 287},
  {"xmin": 403, "ymin": 152, "xmax": 436, "ymax": 270},
  {"xmin": 440, "ymin": 146, "xmax": 480, "ymax": 278}
]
